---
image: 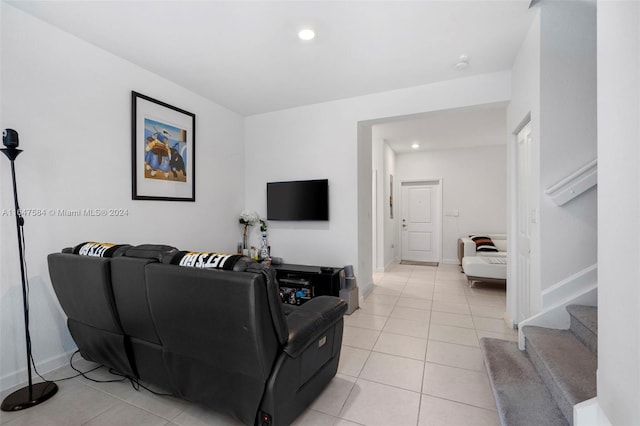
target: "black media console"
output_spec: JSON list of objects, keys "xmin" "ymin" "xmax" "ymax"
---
[{"xmin": 271, "ymin": 263, "xmax": 343, "ymax": 305}]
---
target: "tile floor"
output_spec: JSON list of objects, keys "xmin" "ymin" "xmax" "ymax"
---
[{"xmin": 0, "ymin": 262, "xmax": 517, "ymax": 426}]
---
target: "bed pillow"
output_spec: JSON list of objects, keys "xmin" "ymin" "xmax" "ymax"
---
[{"xmin": 469, "ymin": 235, "xmax": 499, "ymax": 252}]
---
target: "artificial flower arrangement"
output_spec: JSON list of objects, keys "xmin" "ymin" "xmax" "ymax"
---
[
  {"xmin": 239, "ymin": 211, "xmax": 270, "ymax": 259},
  {"xmin": 239, "ymin": 210, "xmax": 259, "ymax": 250}
]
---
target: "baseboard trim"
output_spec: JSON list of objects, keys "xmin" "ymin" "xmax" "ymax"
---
[
  {"xmin": 1, "ymin": 349, "xmax": 76, "ymax": 393},
  {"xmin": 542, "ymin": 264, "xmax": 597, "ymax": 308},
  {"xmin": 384, "ymin": 257, "xmax": 400, "ymax": 271},
  {"xmin": 360, "ymin": 281, "xmax": 373, "ymax": 303},
  {"xmin": 518, "ymin": 263, "xmax": 597, "ymax": 349},
  {"xmin": 574, "ymin": 397, "xmax": 613, "ymax": 426}
]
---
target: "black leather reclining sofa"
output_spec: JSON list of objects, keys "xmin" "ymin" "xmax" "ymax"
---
[{"xmin": 47, "ymin": 242, "xmax": 347, "ymax": 426}]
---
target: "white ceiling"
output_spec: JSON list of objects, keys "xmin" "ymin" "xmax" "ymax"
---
[
  {"xmin": 8, "ymin": 0, "xmax": 534, "ymax": 117},
  {"xmin": 374, "ymin": 102, "xmax": 508, "ymax": 153}
]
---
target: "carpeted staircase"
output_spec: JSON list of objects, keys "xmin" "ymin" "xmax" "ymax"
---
[{"xmin": 480, "ymin": 305, "xmax": 597, "ymax": 426}]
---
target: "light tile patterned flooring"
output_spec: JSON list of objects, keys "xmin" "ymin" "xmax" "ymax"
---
[{"xmin": 0, "ymin": 263, "xmax": 516, "ymax": 426}]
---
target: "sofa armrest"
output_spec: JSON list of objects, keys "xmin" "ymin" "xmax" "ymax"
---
[
  {"xmin": 461, "ymin": 237, "xmax": 478, "ymax": 258},
  {"xmin": 283, "ymin": 296, "xmax": 346, "ymax": 358}
]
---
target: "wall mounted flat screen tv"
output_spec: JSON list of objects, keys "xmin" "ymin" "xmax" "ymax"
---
[{"xmin": 267, "ymin": 179, "xmax": 329, "ymax": 221}]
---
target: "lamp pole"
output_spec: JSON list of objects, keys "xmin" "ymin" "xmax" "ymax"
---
[{"xmin": 1, "ymin": 130, "xmax": 58, "ymax": 412}]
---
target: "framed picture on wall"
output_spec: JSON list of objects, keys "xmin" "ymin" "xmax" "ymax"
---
[{"xmin": 131, "ymin": 91, "xmax": 196, "ymax": 201}]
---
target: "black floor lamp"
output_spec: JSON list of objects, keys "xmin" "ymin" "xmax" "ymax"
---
[{"xmin": 1, "ymin": 129, "xmax": 58, "ymax": 411}]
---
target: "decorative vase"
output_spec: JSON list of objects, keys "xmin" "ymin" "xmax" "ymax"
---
[
  {"xmin": 242, "ymin": 225, "xmax": 249, "ymax": 256},
  {"xmin": 260, "ymin": 232, "xmax": 269, "ymax": 260}
]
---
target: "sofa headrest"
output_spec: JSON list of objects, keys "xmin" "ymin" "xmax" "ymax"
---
[
  {"xmin": 164, "ymin": 250, "xmax": 257, "ymax": 272},
  {"xmin": 124, "ymin": 244, "xmax": 179, "ymax": 262},
  {"xmin": 71, "ymin": 241, "xmax": 132, "ymax": 258}
]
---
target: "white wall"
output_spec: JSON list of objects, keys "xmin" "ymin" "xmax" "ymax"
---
[
  {"xmin": 357, "ymin": 122, "xmax": 374, "ymax": 297},
  {"xmin": 0, "ymin": 4, "xmax": 245, "ymax": 390},
  {"xmin": 371, "ymin": 129, "xmax": 384, "ymax": 272},
  {"xmin": 245, "ymin": 71, "xmax": 511, "ymax": 297},
  {"xmin": 538, "ymin": 0, "xmax": 597, "ymax": 289},
  {"xmin": 596, "ymin": 1, "xmax": 640, "ymax": 424},
  {"xmin": 507, "ymin": 0, "xmax": 597, "ymax": 317},
  {"xmin": 370, "ymin": 131, "xmax": 397, "ymax": 272},
  {"xmin": 396, "ymin": 145, "xmax": 507, "ymax": 264},
  {"xmin": 383, "ymin": 143, "xmax": 397, "ymax": 267}
]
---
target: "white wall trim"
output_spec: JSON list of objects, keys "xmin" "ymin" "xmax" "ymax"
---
[
  {"xmin": 518, "ymin": 263, "xmax": 597, "ymax": 349},
  {"xmin": 383, "ymin": 259, "xmax": 394, "ymax": 271},
  {"xmin": 1, "ymin": 348, "xmax": 77, "ymax": 393},
  {"xmin": 360, "ymin": 281, "xmax": 374, "ymax": 301},
  {"xmin": 574, "ymin": 397, "xmax": 613, "ymax": 426},
  {"xmin": 541, "ymin": 263, "xmax": 597, "ymax": 308},
  {"xmin": 545, "ymin": 159, "xmax": 597, "ymax": 206}
]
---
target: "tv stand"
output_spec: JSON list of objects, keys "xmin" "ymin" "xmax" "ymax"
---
[{"xmin": 272, "ymin": 263, "xmax": 343, "ymax": 305}]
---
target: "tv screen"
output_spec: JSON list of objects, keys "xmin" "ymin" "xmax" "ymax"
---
[{"xmin": 267, "ymin": 179, "xmax": 329, "ymax": 221}]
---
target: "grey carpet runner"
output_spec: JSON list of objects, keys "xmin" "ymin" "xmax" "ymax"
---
[{"xmin": 480, "ymin": 305, "xmax": 597, "ymax": 426}]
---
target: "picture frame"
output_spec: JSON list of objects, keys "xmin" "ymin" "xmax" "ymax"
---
[{"xmin": 131, "ymin": 91, "xmax": 196, "ymax": 201}]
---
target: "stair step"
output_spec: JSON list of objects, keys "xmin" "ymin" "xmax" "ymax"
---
[
  {"xmin": 566, "ymin": 305, "xmax": 597, "ymax": 355},
  {"xmin": 480, "ymin": 338, "xmax": 568, "ymax": 426},
  {"xmin": 523, "ymin": 326, "xmax": 597, "ymax": 425}
]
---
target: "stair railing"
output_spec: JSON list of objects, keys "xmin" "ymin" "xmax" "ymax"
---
[{"xmin": 545, "ymin": 159, "xmax": 597, "ymax": 206}]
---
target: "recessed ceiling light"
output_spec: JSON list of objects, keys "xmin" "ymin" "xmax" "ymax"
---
[
  {"xmin": 411, "ymin": 143, "xmax": 420, "ymax": 149},
  {"xmin": 298, "ymin": 29, "xmax": 315, "ymax": 41}
]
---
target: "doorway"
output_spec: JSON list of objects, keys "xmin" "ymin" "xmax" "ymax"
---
[
  {"xmin": 514, "ymin": 120, "xmax": 533, "ymax": 322},
  {"xmin": 399, "ymin": 180, "xmax": 442, "ymax": 264}
]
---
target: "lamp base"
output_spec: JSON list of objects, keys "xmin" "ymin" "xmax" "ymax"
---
[{"xmin": 1, "ymin": 381, "xmax": 58, "ymax": 412}]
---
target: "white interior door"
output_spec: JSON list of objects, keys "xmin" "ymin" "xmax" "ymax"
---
[
  {"xmin": 516, "ymin": 122, "xmax": 532, "ymax": 322},
  {"xmin": 400, "ymin": 181, "xmax": 441, "ymax": 263}
]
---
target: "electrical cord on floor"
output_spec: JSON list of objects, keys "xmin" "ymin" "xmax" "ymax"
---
[
  {"xmin": 69, "ymin": 352, "xmax": 128, "ymax": 384},
  {"xmin": 19, "ymin": 233, "xmax": 115, "ymax": 385},
  {"xmin": 97, "ymin": 368, "xmax": 173, "ymax": 397},
  {"xmin": 16, "ymin": 228, "xmax": 106, "ymax": 385},
  {"xmin": 19, "ymin": 235, "xmax": 171, "ymax": 396},
  {"xmin": 117, "ymin": 374, "xmax": 173, "ymax": 397},
  {"xmin": 29, "ymin": 349, "xmax": 123, "ymax": 383},
  {"xmin": 32, "ymin": 349, "xmax": 173, "ymax": 397}
]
